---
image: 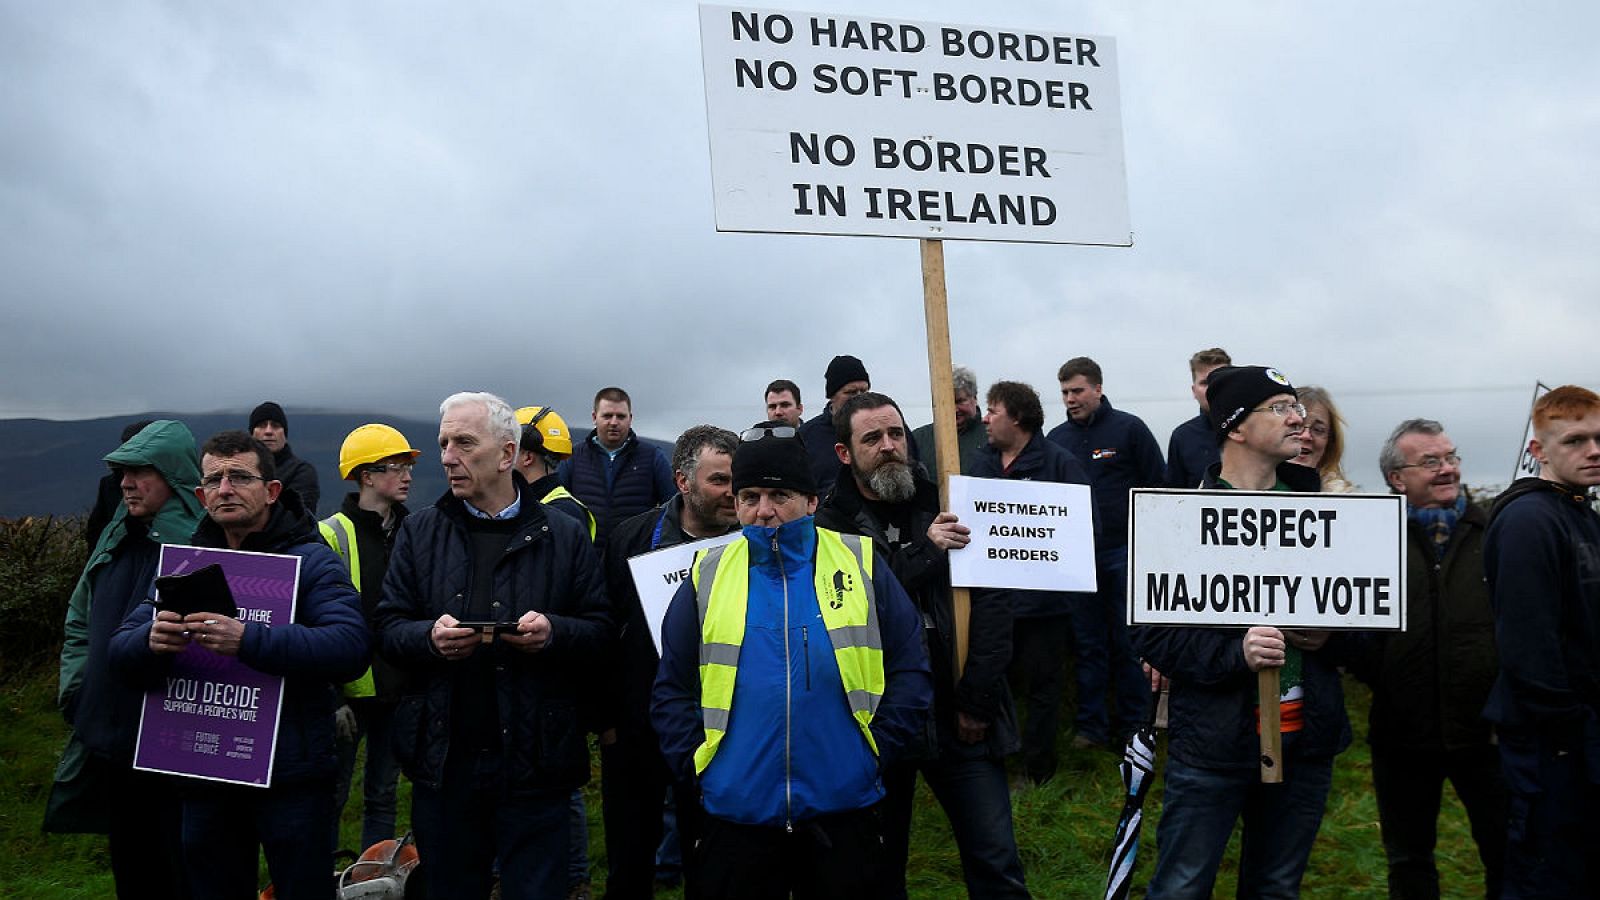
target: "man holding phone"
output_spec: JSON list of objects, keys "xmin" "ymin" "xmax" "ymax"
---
[
  {"xmin": 376, "ymin": 391, "xmax": 612, "ymax": 900},
  {"xmin": 110, "ymin": 429, "xmax": 369, "ymax": 899}
]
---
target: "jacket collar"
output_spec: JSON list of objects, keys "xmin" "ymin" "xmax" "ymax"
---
[
  {"xmin": 744, "ymin": 515, "xmax": 818, "ymax": 569},
  {"xmin": 193, "ymin": 487, "xmax": 319, "ymax": 552}
]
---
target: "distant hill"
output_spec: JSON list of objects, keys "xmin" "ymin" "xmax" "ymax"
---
[{"xmin": 0, "ymin": 413, "xmax": 673, "ymax": 519}]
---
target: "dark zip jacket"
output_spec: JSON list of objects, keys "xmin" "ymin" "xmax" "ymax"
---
[
  {"xmin": 374, "ymin": 476, "xmax": 612, "ymax": 790},
  {"xmin": 1165, "ymin": 411, "xmax": 1218, "ymax": 489},
  {"xmin": 1482, "ymin": 477, "xmax": 1600, "ymax": 746},
  {"xmin": 273, "ymin": 443, "xmax": 321, "ymax": 517},
  {"xmin": 558, "ymin": 430, "xmax": 675, "ymax": 547},
  {"xmin": 109, "ymin": 490, "xmax": 370, "ymax": 784},
  {"xmin": 1132, "ymin": 461, "xmax": 1354, "ymax": 770},
  {"xmin": 324, "ymin": 492, "xmax": 410, "ymax": 701},
  {"xmin": 1346, "ymin": 497, "xmax": 1498, "ymax": 752}
]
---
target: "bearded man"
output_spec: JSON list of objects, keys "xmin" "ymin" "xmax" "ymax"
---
[{"xmin": 816, "ymin": 392, "xmax": 1030, "ymax": 899}]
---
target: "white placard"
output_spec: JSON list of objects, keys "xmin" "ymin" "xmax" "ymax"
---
[
  {"xmin": 698, "ymin": 5, "xmax": 1130, "ymax": 245},
  {"xmin": 628, "ymin": 532, "xmax": 742, "ymax": 652},
  {"xmin": 1127, "ymin": 489, "xmax": 1406, "ymax": 630},
  {"xmin": 945, "ymin": 475, "xmax": 1097, "ymax": 591},
  {"xmin": 1512, "ymin": 382, "xmax": 1551, "ymax": 484}
]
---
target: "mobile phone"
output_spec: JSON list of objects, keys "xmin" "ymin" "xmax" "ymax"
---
[{"xmin": 454, "ymin": 621, "xmax": 520, "ymax": 642}]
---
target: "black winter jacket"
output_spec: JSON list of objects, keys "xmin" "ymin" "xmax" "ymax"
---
[
  {"xmin": 1482, "ymin": 477, "xmax": 1600, "ymax": 744},
  {"xmin": 1044, "ymin": 397, "xmax": 1165, "ymax": 551},
  {"xmin": 273, "ymin": 443, "xmax": 321, "ymax": 517},
  {"xmin": 816, "ymin": 467, "xmax": 1019, "ymax": 759},
  {"xmin": 375, "ymin": 477, "xmax": 612, "ymax": 790},
  {"xmin": 1347, "ymin": 498, "xmax": 1497, "ymax": 753},
  {"xmin": 109, "ymin": 492, "xmax": 370, "ymax": 784},
  {"xmin": 558, "ymin": 431, "xmax": 674, "ymax": 548},
  {"xmin": 1132, "ymin": 461, "xmax": 1353, "ymax": 770},
  {"xmin": 1165, "ymin": 411, "xmax": 1218, "ymax": 489}
]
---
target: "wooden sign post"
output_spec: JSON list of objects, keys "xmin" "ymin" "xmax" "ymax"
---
[{"xmin": 919, "ymin": 238, "xmax": 971, "ymax": 673}]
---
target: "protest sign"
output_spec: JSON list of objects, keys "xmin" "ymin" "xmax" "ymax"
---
[
  {"xmin": 946, "ymin": 474, "xmax": 1096, "ymax": 592},
  {"xmin": 698, "ymin": 4, "xmax": 1129, "ymax": 245},
  {"xmin": 628, "ymin": 532, "xmax": 742, "ymax": 652},
  {"xmin": 133, "ymin": 545, "xmax": 298, "ymax": 788},
  {"xmin": 1511, "ymin": 382, "xmax": 1551, "ymax": 483},
  {"xmin": 1128, "ymin": 489, "xmax": 1406, "ymax": 631}
]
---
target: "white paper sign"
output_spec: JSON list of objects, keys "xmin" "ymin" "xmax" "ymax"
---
[
  {"xmin": 698, "ymin": 5, "xmax": 1130, "ymax": 245},
  {"xmin": 945, "ymin": 475, "xmax": 1097, "ymax": 591},
  {"xmin": 1512, "ymin": 382, "xmax": 1551, "ymax": 484},
  {"xmin": 1127, "ymin": 489, "xmax": 1406, "ymax": 631},
  {"xmin": 628, "ymin": 532, "xmax": 743, "ymax": 652}
]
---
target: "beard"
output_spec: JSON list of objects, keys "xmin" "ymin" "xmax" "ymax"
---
[
  {"xmin": 863, "ymin": 459, "xmax": 916, "ymax": 504},
  {"xmin": 685, "ymin": 485, "xmax": 735, "ymax": 529}
]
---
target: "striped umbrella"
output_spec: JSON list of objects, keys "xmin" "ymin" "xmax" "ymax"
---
[{"xmin": 1105, "ymin": 690, "xmax": 1165, "ymax": 900}]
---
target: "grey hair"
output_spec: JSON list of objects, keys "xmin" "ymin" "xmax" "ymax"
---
[
  {"xmin": 440, "ymin": 391, "xmax": 519, "ymax": 446},
  {"xmin": 1378, "ymin": 418, "xmax": 1446, "ymax": 482},
  {"xmin": 952, "ymin": 365, "xmax": 978, "ymax": 399},
  {"xmin": 673, "ymin": 424, "xmax": 738, "ymax": 480}
]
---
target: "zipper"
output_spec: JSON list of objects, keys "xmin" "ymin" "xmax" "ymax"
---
[
  {"xmin": 802, "ymin": 625, "xmax": 811, "ymax": 690},
  {"xmin": 776, "ymin": 532, "xmax": 793, "ymax": 833}
]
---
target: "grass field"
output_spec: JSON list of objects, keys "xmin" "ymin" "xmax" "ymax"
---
[{"xmin": 1, "ymin": 663, "xmax": 1489, "ymax": 899}]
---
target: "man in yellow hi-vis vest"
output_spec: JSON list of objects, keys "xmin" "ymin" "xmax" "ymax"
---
[
  {"xmin": 320, "ymin": 423, "xmax": 420, "ymax": 852},
  {"xmin": 651, "ymin": 421, "xmax": 932, "ymax": 899}
]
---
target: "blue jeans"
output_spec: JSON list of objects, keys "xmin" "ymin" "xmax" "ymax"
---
[
  {"xmin": 411, "ymin": 752, "xmax": 570, "ymax": 900},
  {"xmin": 1146, "ymin": 757, "xmax": 1333, "ymax": 900},
  {"xmin": 184, "ymin": 778, "xmax": 336, "ymax": 900},
  {"xmin": 569, "ymin": 789, "xmax": 590, "ymax": 886},
  {"xmin": 332, "ymin": 698, "xmax": 400, "ymax": 851},
  {"xmin": 1069, "ymin": 550, "xmax": 1151, "ymax": 744},
  {"xmin": 881, "ymin": 744, "xmax": 1029, "ymax": 899}
]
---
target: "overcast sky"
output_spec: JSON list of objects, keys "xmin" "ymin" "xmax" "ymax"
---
[{"xmin": 3, "ymin": 1, "xmax": 1595, "ymax": 490}]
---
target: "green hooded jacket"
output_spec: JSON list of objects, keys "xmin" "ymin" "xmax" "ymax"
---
[{"xmin": 57, "ymin": 420, "xmax": 204, "ymax": 708}]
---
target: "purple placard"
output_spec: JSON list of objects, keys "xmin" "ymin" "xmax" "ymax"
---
[{"xmin": 132, "ymin": 545, "xmax": 300, "ymax": 787}]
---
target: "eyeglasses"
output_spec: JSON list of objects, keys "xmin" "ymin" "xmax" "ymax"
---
[
  {"xmin": 199, "ymin": 471, "xmax": 265, "ymax": 490},
  {"xmin": 1252, "ymin": 402, "xmax": 1307, "ymax": 419},
  {"xmin": 367, "ymin": 462, "xmax": 415, "ymax": 475},
  {"xmin": 1300, "ymin": 423, "xmax": 1330, "ymax": 438},
  {"xmin": 1396, "ymin": 453, "xmax": 1461, "ymax": 472},
  {"xmin": 740, "ymin": 425, "xmax": 798, "ymax": 442}
]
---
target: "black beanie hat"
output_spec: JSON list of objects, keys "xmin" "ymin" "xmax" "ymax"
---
[
  {"xmin": 1206, "ymin": 366, "xmax": 1296, "ymax": 439},
  {"xmin": 824, "ymin": 355, "xmax": 870, "ymax": 399},
  {"xmin": 249, "ymin": 401, "xmax": 288, "ymax": 432},
  {"xmin": 732, "ymin": 421, "xmax": 817, "ymax": 495}
]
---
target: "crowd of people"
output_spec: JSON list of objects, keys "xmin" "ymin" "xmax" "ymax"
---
[{"xmin": 40, "ymin": 352, "xmax": 1600, "ymax": 900}]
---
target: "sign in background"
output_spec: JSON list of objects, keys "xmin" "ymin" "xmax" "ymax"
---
[
  {"xmin": 1512, "ymin": 381, "xmax": 1551, "ymax": 484},
  {"xmin": 133, "ymin": 545, "xmax": 298, "ymax": 788},
  {"xmin": 698, "ymin": 4, "xmax": 1129, "ymax": 244},
  {"xmin": 628, "ymin": 532, "xmax": 742, "ymax": 652},
  {"xmin": 946, "ymin": 475, "xmax": 1097, "ymax": 592},
  {"xmin": 1128, "ymin": 489, "xmax": 1406, "ymax": 631}
]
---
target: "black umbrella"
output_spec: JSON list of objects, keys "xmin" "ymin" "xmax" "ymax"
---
[{"xmin": 1104, "ymin": 688, "xmax": 1166, "ymax": 900}]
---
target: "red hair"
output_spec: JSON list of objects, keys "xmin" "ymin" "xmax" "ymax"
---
[{"xmin": 1533, "ymin": 385, "xmax": 1600, "ymax": 435}]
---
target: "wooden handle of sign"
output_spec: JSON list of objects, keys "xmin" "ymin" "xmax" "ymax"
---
[
  {"xmin": 1259, "ymin": 668, "xmax": 1283, "ymax": 783},
  {"xmin": 920, "ymin": 238, "xmax": 970, "ymax": 678}
]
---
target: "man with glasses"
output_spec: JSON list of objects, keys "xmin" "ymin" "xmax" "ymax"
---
[
  {"xmin": 111, "ymin": 430, "xmax": 369, "ymax": 899},
  {"xmin": 1483, "ymin": 385, "xmax": 1600, "ymax": 896},
  {"xmin": 1346, "ymin": 419, "xmax": 1505, "ymax": 899},
  {"xmin": 652, "ymin": 422, "xmax": 931, "ymax": 899},
  {"xmin": 320, "ymin": 423, "xmax": 422, "ymax": 855},
  {"xmin": 1166, "ymin": 348, "xmax": 1232, "ymax": 489},
  {"xmin": 1136, "ymin": 366, "xmax": 1355, "ymax": 899},
  {"xmin": 376, "ymin": 392, "xmax": 611, "ymax": 900}
]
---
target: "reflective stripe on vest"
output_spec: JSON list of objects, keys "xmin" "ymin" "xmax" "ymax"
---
[
  {"xmin": 689, "ymin": 528, "xmax": 883, "ymax": 775},
  {"xmin": 319, "ymin": 512, "xmax": 375, "ymax": 699},
  {"xmin": 541, "ymin": 484, "xmax": 598, "ymax": 542}
]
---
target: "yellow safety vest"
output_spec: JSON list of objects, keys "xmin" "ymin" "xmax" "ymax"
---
[
  {"xmin": 319, "ymin": 512, "xmax": 376, "ymax": 699},
  {"xmin": 541, "ymin": 484, "xmax": 598, "ymax": 542},
  {"xmin": 689, "ymin": 528, "xmax": 884, "ymax": 775}
]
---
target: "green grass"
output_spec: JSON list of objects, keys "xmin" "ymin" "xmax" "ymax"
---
[{"xmin": 2, "ymin": 669, "xmax": 1489, "ymax": 899}]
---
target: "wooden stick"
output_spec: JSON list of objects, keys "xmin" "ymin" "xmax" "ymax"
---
[
  {"xmin": 1258, "ymin": 669, "xmax": 1283, "ymax": 783},
  {"xmin": 919, "ymin": 238, "xmax": 970, "ymax": 677}
]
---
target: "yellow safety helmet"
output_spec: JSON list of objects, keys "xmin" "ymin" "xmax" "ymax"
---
[
  {"xmin": 338, "ymin": 423, "xmax": 421, "ymax": 480},
  {"xmin": 515, "ymin": 406, "xmax": 573, "ymax": 457}
]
